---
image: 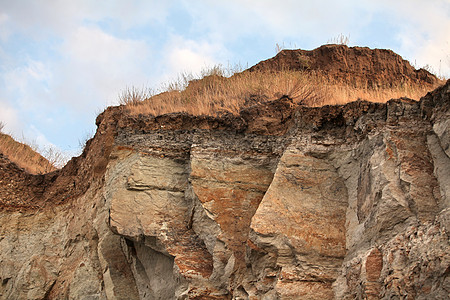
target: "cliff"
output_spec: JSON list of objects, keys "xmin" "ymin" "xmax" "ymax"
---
[{"xmin": 0, "ymin": 46, "xmax": 449, "ymax": 299}]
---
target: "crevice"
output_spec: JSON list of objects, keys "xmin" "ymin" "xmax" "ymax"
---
[
  {"xmin": 1, "ymin": 277, "xmax": 10, "ymax": 286},
  {"xmin": 42, "ymin": 280, "xmax": 56, "ymax": 300},
  {"xmin": 187, "ymin": 205, "xmax": 195, "ymax": 230},
  {"xmin": 127, "ymin": 185, "xmax": 185, "ymax": 193}
]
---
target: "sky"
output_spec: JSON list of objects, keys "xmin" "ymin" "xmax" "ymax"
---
[{"xmin": 0, "ymin": 0, "xmax": 449, "ymax": 161}]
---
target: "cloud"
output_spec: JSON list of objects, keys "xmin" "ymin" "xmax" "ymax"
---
[
  {"xmin": 163, "ymin": 36, "xmax": 227, "ymax": 78},
  {"xmin": 238, "ymin": 0, "xmax": 363, "ymax": 38},
  {"xmin": 29, "ymin": 124, "xmax": 56, "ymax": 148},
  {"xmin": 1, "ymin": 1, "xmax": 170, "ymax": 39},
  {"xmin": 0, "ymin": 101, "xmax": 22, "ymax": 135},
  {"xmin": 2, "ymin": 58, "xmax": 52, "ymax": 111},
  {"xmin": 386, "ymin": 0, "xmax": 450, "ymax": 77},
  {"xmin": 180, "ymin": 1, "xmax": 371, "ymax": 46},
  {"xmin": 56, "ymin": 26, "xmax": 153, "ymax": 108},
  {"xmin": 1, "ymin": 24, "xmax": 155, "ymax": 150}
]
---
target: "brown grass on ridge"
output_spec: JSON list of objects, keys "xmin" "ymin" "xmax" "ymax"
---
[
  {"xmin": 121, "ymin": 68, "xmax": 442, "ymax": 117},
  {"xmin": 0, "ymin": 133, "xmax": 58, "ymax": 174}
]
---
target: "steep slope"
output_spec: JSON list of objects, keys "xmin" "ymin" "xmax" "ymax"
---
[
  {"xmin": 0, "ymin": 47, "xmax": 449, "ymax": 299},
  {"xmin": 0, "ymin": 133, "xmax": 57, "ymax": 174}
]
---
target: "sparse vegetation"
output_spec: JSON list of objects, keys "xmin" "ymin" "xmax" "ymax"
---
[
  {"xmin": 0, "ymin": 132, "xmax": 59, "ymax": 174},
  {"xmin": 327, "ymin": 33, "xmax": 350, "ymax": 45},
  {"xmin": 122, "ymin": 66, "xmax": 439, "ymax": 117},
  {"xmin": 0, "ymin": 121, "xmax": 68, "ymax": 174},
  {"xmin": 40, "ymin": 145, "xmax": 67, "ymax": 169},
  {"xmin": 119, "ymin": 86, "xmax": 155, "ymax": 105},
  {"xmin": 77, "ymin": 130, "xmax": 95, "ymax": 153},
  {"xmin": 275, "ymin": 42, "xmax": 299, "ymax": 54}
]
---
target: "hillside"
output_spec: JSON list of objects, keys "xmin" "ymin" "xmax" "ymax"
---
[
  {"xmin": 0, "ymin": 132, "xmax": 57, "ymax": 174},
  {"xmin": 0, "ymin": 45, "xmax": 449, "ymax": 299}
]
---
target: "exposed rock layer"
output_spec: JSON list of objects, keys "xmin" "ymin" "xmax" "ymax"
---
[{"xmin": 0, "ymin": 49, "xmax": 449, "ymax": 299}]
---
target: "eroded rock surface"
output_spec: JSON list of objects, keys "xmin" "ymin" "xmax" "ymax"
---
[{"xmin": 0, "ymin": 62, "xmax": 449, "ymax": 298}]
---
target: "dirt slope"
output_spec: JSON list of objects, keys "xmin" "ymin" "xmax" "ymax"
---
[{"xmin": 249, "ymin": 44, "xmax": 440, "ymax": 88}]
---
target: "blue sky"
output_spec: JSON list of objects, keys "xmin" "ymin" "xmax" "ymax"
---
[{"xmin": 1, "ymin": 0, "xmax": 449, "ymax": 160}]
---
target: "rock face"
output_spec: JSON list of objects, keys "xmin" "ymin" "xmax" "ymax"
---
[{"xmin": 0, "ymin": 48, "xmax": 449, "ymax": 299}]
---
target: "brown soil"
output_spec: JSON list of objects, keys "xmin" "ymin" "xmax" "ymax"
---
[{"xmin": 249, "ymin": 44, "xmax": 441, "ymax": 88}]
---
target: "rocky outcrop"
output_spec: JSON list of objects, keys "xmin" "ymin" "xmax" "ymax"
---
[{"xmin": 0, "ymin": 55, "xmax": 449, "ymax": 298}]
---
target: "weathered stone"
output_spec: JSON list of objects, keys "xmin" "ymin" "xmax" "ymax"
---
[
  {"xmin": 106, "ymin": 149, "xmax": 217, "ymax": 298},
  {"xmin": 190, "ymin": 146, "xmax": 275, "ymax": 270},
  {"xmin": 0, "ymin": 68, "xmax": 449, "ymax": 299},
  {"xmin": 365, "ymin": 248, "xmax": 383, "ymax": 299},
  {"xmin": 249, "ymin": 148, "xmax": 347, "ymax": 298}
]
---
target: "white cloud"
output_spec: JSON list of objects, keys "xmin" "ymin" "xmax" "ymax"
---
[
  {"xmin": 389, "ymin": 0, "xmax": 450, "ymax": 77},
  {"xmin": 63, "ymin": 26, "xmax": 149, "ymax": 65},
  {"xmin": 1, "ymin": 1, "xmax": 170, "ymax": 39},
  {"xmin": 180, "ymin": 0, "xmax": 371, "ymax": 47},
  {"xmin": 29, "ymin": 124, "xmax": 55, "ymax": 148},
  {"xmin": 240, "ymin": 0, "xmax": 361, "ymax": 38},
  {"xmin": 56, "ymin": 26, "xmax": 153, "ymax": 107},
  {"xmin": 2, "ymin": 58, "xmax": 53, "ymax": 110},
  {"xmin": 26, "ymin": 60, "xmax": 52, "ymax": 82},
  {"xmin": 170, "ymin": 47, "xmax": 213, "ymax": 72},
  {"xmin": 0, "ymin": 101, "xmax": 22, "ymax": 135},
  {"xmin": 164, "ymin": 36, "xmax": 225, "ymax": 77}
]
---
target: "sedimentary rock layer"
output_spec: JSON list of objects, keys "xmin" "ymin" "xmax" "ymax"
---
[{"xmin": 0, "ymin": 78, "xmax": 449, "ymax": 299}]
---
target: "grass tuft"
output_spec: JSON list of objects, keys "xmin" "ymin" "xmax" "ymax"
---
[{"xmin": 119, "ymin": 86, "xmax": 154, "ymax": 105}]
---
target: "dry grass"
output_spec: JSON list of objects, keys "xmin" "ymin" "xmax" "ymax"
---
[
  {"xmin": 122, "ymin": 68, "xmax": 440, "ymax": 116},
  {"xmin": 0, "ymin": 133, "xmax": 59, "ymax": 174},
  {"xmin": 327, "ymin": 33, "xmax": 350, "ymax": 46}
]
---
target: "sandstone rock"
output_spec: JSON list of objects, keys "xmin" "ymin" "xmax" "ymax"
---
[
  {"xmin": 0, "ymin": 57, "xmax": 449, "ymax": 299},
  {"xmin": 249, "ymin": 148, "xmax": 347, "ymax": 298}
]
